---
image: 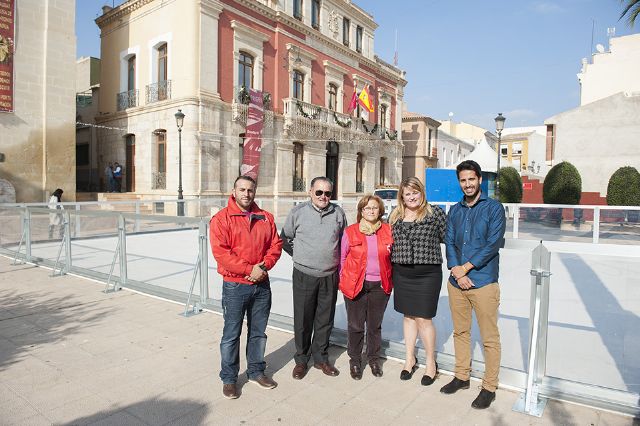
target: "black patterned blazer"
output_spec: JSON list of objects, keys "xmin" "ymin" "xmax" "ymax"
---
[{"xmin": 391, "ymin": 205, "xmax": 446, "ymax": 265}]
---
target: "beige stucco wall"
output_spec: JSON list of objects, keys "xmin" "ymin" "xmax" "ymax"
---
[
  {"xmin": 578, "ymin": 33, "xmax": 640, "ymax": 107},
  {"xmin": 0, "ymin": 0, "xmax": 76, "ymax": 202},
  {"xmin": 401, "ymin": 118, "xmax": 437, "ymax": 183},
  {"xmin": 546, "ymin": 93, "xmax": 640, "ymax": 196},
  {"xmin": 438, "ymin": 120, "xmax": 488, "ymax": 144}
]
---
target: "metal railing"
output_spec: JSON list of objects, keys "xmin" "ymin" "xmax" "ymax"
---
[
  {"xmin": 146, "ymin": 80, "xmax": 172, "ymax": 103},
  {"xmin": 117, "ymin": 89, "xmax": 139, "ymax": 111},
  {"xmin": 292, "ymin": 177, "xmax": 305, "ymax": 192},
  {"xmin": 0, "ymin": 202, "xmax": 638, "ymax": 416}
]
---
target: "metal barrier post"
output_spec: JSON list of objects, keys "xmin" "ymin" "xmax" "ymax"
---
[
  {"xmin": 118, "ymin": 214, "xmax": 127, "ymax": 290},
  {"xmin": 25, "ymin": 208, "xmax": 32, "ymax": 261},
  {"xmin": 64, "ymin": 210, "xmax": 72, "ymax": 273},
  {"xmin": 513, "ymin": 205, "xmax": 520, "ymax": 239},
  {"xmin": 593, "ymin": 207, "xmax": 600, "ymax": 244},
  {"xmin": 75, "ymin": 204, "xmax": 81, "ymax": 238},
  {"xmin": 135, "ymin": 201, "xmax": 140, "ymax": 233},
  {"xmin": 513, "ymin": 242, "xmax": 551, "ymax": 417},
  {"xmin": 12, "ymin": 209, "xmax": 28, "ymax": 265},
  {"xmin": 199, "ymin": 220, "xmax": 209, "ymax": 304}
]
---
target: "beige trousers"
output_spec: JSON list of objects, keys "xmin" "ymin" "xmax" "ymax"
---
[{"xmin": 447, "ymin": 282, "xmax": 501, "ymax": 392}]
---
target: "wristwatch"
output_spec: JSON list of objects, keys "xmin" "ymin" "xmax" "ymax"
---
[{"xmin": 258, "ymin": 264, "xmax": 268, "ymax": 272}]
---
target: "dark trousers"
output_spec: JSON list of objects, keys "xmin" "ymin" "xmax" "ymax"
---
[
  {"xmin": 292, "ymin": 268, "xmax": 338, "ymax": 365},
  {"xmin": 344, "ymin": 280, "xmax": 390, "ymax": 366}
]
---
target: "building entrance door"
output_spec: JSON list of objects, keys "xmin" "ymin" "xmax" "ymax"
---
[
  {"xmin": 325, "ymin": 140, "xmax": 339, "ymax": 200},
  {"xmin": 126, "ymin": 135, "xmax": 136, "ymax": 192}
]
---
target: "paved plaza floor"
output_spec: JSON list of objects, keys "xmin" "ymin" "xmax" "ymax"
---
[{"xmin": 0, "ymin": 256, "xmax": 637, "ymax": 425}]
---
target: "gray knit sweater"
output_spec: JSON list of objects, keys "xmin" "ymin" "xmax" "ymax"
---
[{"xmin": 281, "ymin": 201, "xmax": 347, "ymax": 277}]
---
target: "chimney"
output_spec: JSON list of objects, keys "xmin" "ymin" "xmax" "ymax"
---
[{"xmin": 102, "ymin": 5, "xmax": 113, "ymax": 14}]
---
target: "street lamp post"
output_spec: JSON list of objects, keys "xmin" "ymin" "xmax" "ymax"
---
[
  {"xmin": 175, "ymin": 109, "xmax": 185, "ymax": 216},
  {"xmin": 494, "ymin": 113, "xmax": 506, "ymax": 200}
]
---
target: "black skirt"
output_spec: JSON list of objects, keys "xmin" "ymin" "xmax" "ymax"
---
[{"xmin": 392, "ymin": 263, "xmax": 443, "ymax": 318}]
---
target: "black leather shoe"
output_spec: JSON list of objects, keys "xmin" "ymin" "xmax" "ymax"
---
[
  {"xmin": 350, "ymin": 364, "xmax": 362, "ymax": 380},
  {"xmin": 471, "ymin": 388, "xmax": 496, "ymax": 409},
  {"xmin": 439, "ymin": 377, "xmax": 470, "ymax": 394},
  {"xmin": 421, "ymin": 361, "xmax": 439, "ymax": 386},
  {"xmin": 400, "ymin": 356, "xmax": 418, "ymax": 381},
  {"xmin": 369, "ymin": 360, "xmax": 383, "ymax": 377}
]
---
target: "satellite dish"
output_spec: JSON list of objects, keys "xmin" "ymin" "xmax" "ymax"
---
[
  {"xmin": 596, "ymin": 44, "xmax": 605, "ymax": 53},
  {"xmin": 448, "ymin": 112, "xmax": 454, "ymax": 118}
]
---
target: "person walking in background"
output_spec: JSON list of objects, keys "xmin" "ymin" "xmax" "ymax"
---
[
  {"xmin": 113, "ymin": 162, "xmax": 122, "ymax": 192},
  {"xmin": 209, "ymin": 175, "xmax": 283, "ymax": 400},
  {"xmin": 48, "ymin": 188, "xmax": 64, "ymax": 240},
  {"xmin": 441, "ymin": 160, "xmax": 506, "ymax": 409},
  {"xmin": 339, "ymin": 194, "xmax": 393, "ymax": 380},
  {"xmin": 104, "ymin": 162, "xmax": 114, "ymax": 192},
  {"xmin": 388, "ymin": 177, "xmax": 446, "ymax": 386},
  {"xmin": 281, "ymin": 177, "xmax": 347, "ymax": 380}
]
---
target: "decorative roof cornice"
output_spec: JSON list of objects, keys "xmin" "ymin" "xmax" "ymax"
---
[{"xmin": 95, "ymin": 0, "xmax": 155, "ymax": 28}]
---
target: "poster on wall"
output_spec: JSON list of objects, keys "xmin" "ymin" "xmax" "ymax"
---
[
  {"xmin": 0, "ymin": 0, "xmax": 15, "ymax": 113},
  {"xmin": 240, "ymin": 88, "xmax": 264, "ymax": 181}
]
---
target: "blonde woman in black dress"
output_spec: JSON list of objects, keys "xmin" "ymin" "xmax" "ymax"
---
[{"xmin": 389, "ymin": 177, "xmax": 446, "ymax": 386}]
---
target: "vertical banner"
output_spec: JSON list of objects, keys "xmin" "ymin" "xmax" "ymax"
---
[
  {"xmin": 0, "ymin": 0, "xmax": 15, "ymax": 113},
  {"xmin": 240, "ymin": 89, "xmax": 264, "ymax": 180}
]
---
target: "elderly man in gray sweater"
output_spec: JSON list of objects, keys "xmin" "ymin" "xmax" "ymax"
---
[{"xmin": 281, "ymin": 176, "xmax": 347, "ymax": 379}]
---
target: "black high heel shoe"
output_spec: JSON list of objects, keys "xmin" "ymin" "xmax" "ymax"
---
[
  {"xmin": 400, "ymin": 356, "xmax": 419, "ymax": 381},
  {"xmin": 421, "ymin": 361, "xmax": 439, "ymax": 386}
]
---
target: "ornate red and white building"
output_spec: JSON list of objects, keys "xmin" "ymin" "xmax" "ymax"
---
[{"xmin": 94, "ymin": 0, "xmax": 406, "ymax": 199}]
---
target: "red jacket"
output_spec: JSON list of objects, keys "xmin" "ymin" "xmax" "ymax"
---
[
  {"xmin": 210, "ymin": 196, "xmax": 282, "ymax": 284},
  {"xmin": 339, "ymin": 223, "xmax": 393, "ymax": 299}
]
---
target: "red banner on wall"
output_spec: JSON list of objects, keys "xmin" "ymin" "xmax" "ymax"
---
[
  {"xmin": 0, "ymin": 0, "xmax": 15, "ymax": 113},
  {"xmin": 240, "ymin": 89, "xmax": 264, "ymax": 180}
]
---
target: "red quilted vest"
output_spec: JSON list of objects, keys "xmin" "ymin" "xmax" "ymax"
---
[{"xmin": 339, "ymin": 223, "xmax": 393, "ymax": 299}]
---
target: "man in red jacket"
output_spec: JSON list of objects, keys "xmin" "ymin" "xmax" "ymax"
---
[{"xmin": 210, "ymin": 176, "xmax": 283, "ymax": 399}]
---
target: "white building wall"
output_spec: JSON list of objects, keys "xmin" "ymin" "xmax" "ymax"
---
[{"xmin": 578, "ymin": 33, "xmax": 640, "ymax": 106}]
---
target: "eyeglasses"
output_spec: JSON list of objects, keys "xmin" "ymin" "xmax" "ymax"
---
[
  {"xmin": 314, "ymin": 190, "xmax": 332, "ymax": 197},
  {"xmin": 362, "ymin": 206, "xmax": 380, "ymax": 211}
]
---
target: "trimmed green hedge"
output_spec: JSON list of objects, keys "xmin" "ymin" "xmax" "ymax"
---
[
  {"xmin": 607, "ymin": 166, "xmax": 640, "ymax": 206},
  {"xmin": 498, "ymin": 166, "xmax": 522, "ymax": 203},
  {"xmin": 543, "ymin": 161, "xmax": 582, "ymax": 204}
]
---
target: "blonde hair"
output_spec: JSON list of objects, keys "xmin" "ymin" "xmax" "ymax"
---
[
  {"xmin": 388, "ymin": 177, "xmax": 432, "ymax": 225},
  {"xmin": 356, "ymin": 194, "xmax": 385, "ymax": 223}
]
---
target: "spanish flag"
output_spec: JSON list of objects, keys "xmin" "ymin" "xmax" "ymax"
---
[{"xmin": 358, "ymin": 84, "xmax": 374, "ymax": 113}]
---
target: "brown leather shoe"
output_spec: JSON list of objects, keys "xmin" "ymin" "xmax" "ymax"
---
[
  {"xmin": 249, "ymin": 375, "xmax": 277, "ymax": 389},
  {"xmin": 222, "ymin": 383, "xmax": 239, "ymax": 399},
  {"xmin": 292, "ymin": 363, "xmax": 308, "ymax": 380},
  {"xmin": 314, "ymin": 362, "xmax": 340, "ymax": 377},
  {"xmin": 369, "ymin": 360, "xmax": 383, "ymax": 377}
]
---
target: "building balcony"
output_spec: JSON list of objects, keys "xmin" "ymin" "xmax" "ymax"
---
[
  {"xmin": 117, "ymin": 89, "xmax": 138, "ymax": 111},
  {"xmin": 146, "ymin": 80, "xmax": 171, "ymax": 104},
  {"xmin": 231, "ymin": 86, "xmax": 274, "ymax": 128},
  {"xmin": 282, "ymin": 98, "xmax": 398, "ymax": 143}
]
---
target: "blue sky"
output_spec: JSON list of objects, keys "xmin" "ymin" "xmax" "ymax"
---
[{"xmin": 76, "ymin": 0, "xmax": 638, "ymax": 130}]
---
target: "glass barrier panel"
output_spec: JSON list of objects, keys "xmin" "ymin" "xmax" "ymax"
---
[
  {"xmin": 546, "ymin": 249, "xmax": 640, "ymax": 394},
  {"xmin": 518, "ymin": 207, "xmax": 594, "ymax": 243},
  {"xmin": 0, "ymin": 207, "xmax": 24, "ymax": 253},
  {"xmin": 27, "ymin": 209, "xmax": 63, "ymax": 264},
  {"xmin": 599, "ymin": 209, "xmax": 640, "ymax": 245}
]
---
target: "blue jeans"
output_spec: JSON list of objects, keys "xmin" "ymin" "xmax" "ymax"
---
[{"xmin": 220, "ymin": 280, "xmax": 272, "ymax": 384}]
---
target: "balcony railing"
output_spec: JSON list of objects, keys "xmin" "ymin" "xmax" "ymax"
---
[
  {"xmin": 146, "ymin": 80, "xmax": 172, "ymax": 104},
  {"xmin": 117, "ymin": 89, "xmax": 138, "ymax": 111},
  {"xmin": 355, "ymin": 181, "xmax": 364, "ymax": 193},
  {"xmin": 293, "ymin": 177, "xmax": 305, "ymax": 192},
  {"xmin": 152, "ymin": 172, "xmax": 166, "ymax": 190},
  {"xmin": 282, "ymin": 98, "xmax": 397, "ymax": 143},
  {"xmin": 231, "ymin": 86, "xmax": 273, "ymax": 128}
]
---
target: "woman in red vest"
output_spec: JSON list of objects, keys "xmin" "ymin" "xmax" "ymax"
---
[{"xmin": 339, "ymin": 194, "xmax": 393, "ymax": 380}]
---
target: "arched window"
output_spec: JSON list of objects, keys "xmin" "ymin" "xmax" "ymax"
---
[
  {"xmin": 356, "ymin": 153, "xmax": 364, "ymax": 193},
  {"xmin": 328, "ymin": 83, "xmax": 338, "ymax": 111},
  {"xmin": 238, "ymin": 52, "xmax": 254, "ymax": 89},
  {"xmin": 127, "ymin": 56, "xmax": 136, "ymax": 91},
  {"xmin": 293, "ymin": 70, "xmax": 304, "ymax": 100},
  {"xmin": 311, "ymin": 0, "xmax": 320, "ymax": 29},
  {"xmin": 293, "ymin": 143, "xmax": 304, "ymax": 191},
  {"xmin": 157, "ymin": 44, "xmax": 168, "ymax": 101}
]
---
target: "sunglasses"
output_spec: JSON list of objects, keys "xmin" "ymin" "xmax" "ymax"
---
[{"xmin": 314, "ymin": 190, "xmax": 333, "ymax": 197}]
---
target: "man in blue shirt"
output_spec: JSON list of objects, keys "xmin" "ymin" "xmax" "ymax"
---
[{"xmin": 441, "ymin": 160, "xmax": 506, "ymax": 410}]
